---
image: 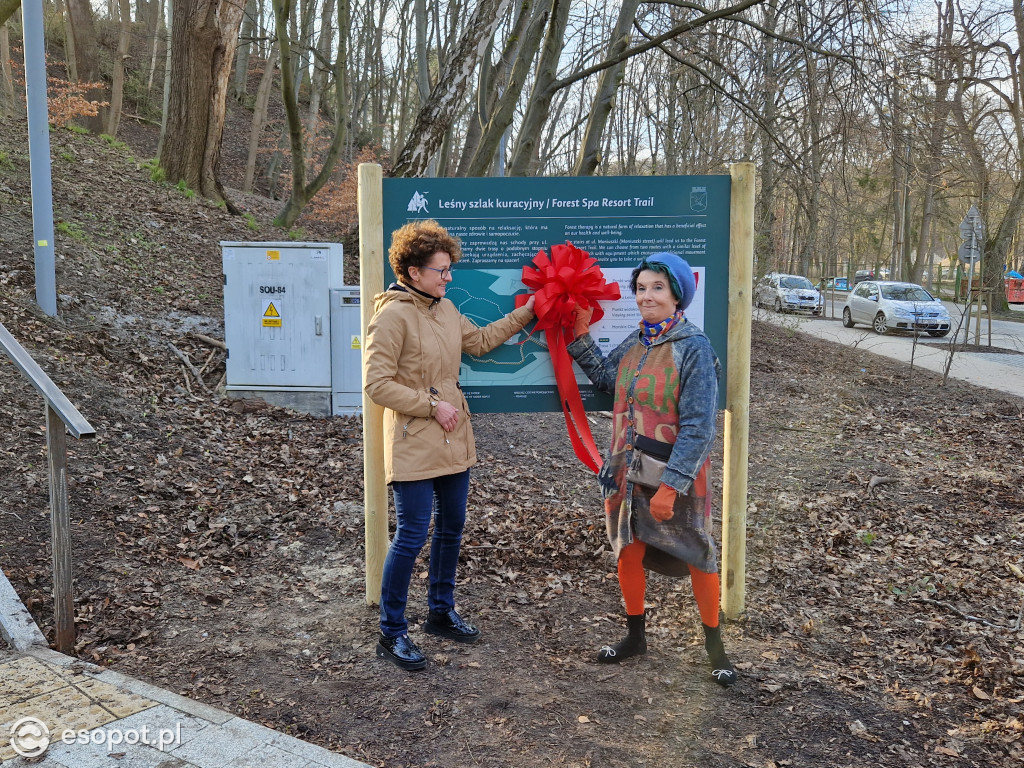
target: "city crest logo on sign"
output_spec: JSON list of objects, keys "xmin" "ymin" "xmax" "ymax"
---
[{"xmin": 690, "ymin": 186, "xmax": 708, "ymax": 212}]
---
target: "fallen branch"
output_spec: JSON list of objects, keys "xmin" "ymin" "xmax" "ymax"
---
[
  {"xmin": 533, "ymin": 518, "xmax": 589, "ymax": 540},
  {"xmin": 193, "ymin": 333, "xmax": 227, "ymax": 350},
  {"xmin": 913, "ymin": 597, "xmax": 1013, "ymax": 629},
  {"xmin": 197, "ymin": 349, "xmax": 219, "ymax": 378},
  {"xmin": 866, "ymin": 475, "xmax": 895, "ymax": 496},
  {"xmin": 168, "ymin": 342, "xmax": 210, "ymax": 392}
]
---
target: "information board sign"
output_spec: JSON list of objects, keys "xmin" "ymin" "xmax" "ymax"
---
[{"xmin": 381, "ymin": 176, "xmax": 731, "ymax": 412}]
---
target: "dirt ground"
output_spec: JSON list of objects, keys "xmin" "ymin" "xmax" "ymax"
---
[{"xmin": 1, "ymin": 115, "xmax": 1023, "ymax": 768}]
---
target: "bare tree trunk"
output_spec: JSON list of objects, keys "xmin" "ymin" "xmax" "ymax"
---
[
  {"xmin": 390, "ymin": 6, "xmax": 410, "ymax": 162},
  {"xmin": 413, "ymin": 0, "xmax": 437, "ymax": 174},
  {"xmin": 65, "ymin": 0, "xmax": 106, "ymax": 133},
  {"xmin": 233, "ymin": 0, "xmax": 258, "ymax": 100},
  {"xmin": 0, "ymin": 22, "xmax": 15, "ymax": 116},
  {"xmin": 106, "ymin": 0, "xmax": 132, "ymax": 137},
  {"xmin": 754, "ymin": 0, "xmax": 780, "ymax": 269},
  {"xmin": 508, "ymin": 0, "xmax": 569, "ymax": 176},
  {"xmin": 157, "ymin": 0, "xmax": 173, "ymax": 157},
  {"xmin": 573, "ymin": 0, "xmax": 640, "ymax": 176},
  {"xmin": 374, "ymin": 0, "xmax": 390, "ymax": 147},
  {"xmin": 245, "ymin": 44, "xmax": 279, "ymax": 193},
  {"xmin": 392, "ymin": 0, "xmax": 513, "ymax": 178},
  {"xmin": 464, "ymin": 0, "xmax": 549, "ymax": 177},
  {"xmin": 159, "ymin": 0, "xmax": 246, "ymax": 209},
  {"xmin": 54, "ymin": 0, "xmax": 79, "ymax": 82},
  {"xmin": 146, "ymin": 0, "xmax": 166, "ymax": 93},
  {"xmin": 274, "ymin": 0, "xmax": 349, "ymax": 227},
  {"xmin": 0, "ymin": 0, "xmax": 20, "ymax": 28},
  {"xmin": 306, "ymin": 0, "xmax": 336, "ymax": 152}
]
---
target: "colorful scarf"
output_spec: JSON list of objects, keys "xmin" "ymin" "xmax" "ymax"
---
[{"xmin": 640, "ymin": 309, "xmax": 684, "ymax": 345}]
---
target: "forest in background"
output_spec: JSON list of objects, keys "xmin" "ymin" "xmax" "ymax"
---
[{"xmin": 0, "ymin": 0, "xmax": 1022, "ymax": 304}]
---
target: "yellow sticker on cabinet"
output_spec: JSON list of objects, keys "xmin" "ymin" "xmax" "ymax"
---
[
  {"xmin": 351, "ymin": 335, "xmax": 361, "ymax": 349},
  {"xmin": 267, "ymin": 250, "xmax": 280, "ymax": 260},
  {"xmin": 262, "ymin": 299, "xmax": 282, "ymax": 327}
]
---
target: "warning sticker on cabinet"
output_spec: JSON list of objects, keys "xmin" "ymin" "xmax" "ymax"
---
[
  {"xmin": 262, "ymin": 299, "xmax": 282, "ymax": 327},
  {"xmin": 351, "ymin": 335, "xmax": 361, "ymax": 349}
]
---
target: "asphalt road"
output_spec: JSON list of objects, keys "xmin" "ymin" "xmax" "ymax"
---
[{"xmin": 756, "ymin": 297, "xmax": 1024, "ymax": 399}]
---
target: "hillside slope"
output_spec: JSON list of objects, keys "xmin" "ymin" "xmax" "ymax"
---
[{"xmin": 0, "ymin": 114, "xmax": 1022, "ymax": 768}]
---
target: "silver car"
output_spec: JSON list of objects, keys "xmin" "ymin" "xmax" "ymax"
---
[
  {"xmin": 754, "ymin": 273, "xmax": 822, "ymax": 314},
  {"xmin": 842, "ymin": 281, "xmax": 951, "ymax": 336}
]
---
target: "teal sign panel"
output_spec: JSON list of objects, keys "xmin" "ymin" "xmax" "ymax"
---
[{"xmin": 381, "ymin": 176, "xmax": 731, "ymax": 413}]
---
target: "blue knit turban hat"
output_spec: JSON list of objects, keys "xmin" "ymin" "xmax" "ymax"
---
[{"xmin": 639, "ymin": 252, "xmax": 696, "ymax": 310}]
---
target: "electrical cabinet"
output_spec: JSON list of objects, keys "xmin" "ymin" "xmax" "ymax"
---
[
  {"xmin": 330, "ymin": 287, "xmax": 362, "ymax": 416},
  {"xmin": 222, "ymin": 241, "xmax": 358, "ymax": 417}
]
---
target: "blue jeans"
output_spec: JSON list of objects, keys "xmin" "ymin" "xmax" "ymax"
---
[{"xmin": 379, "ymin": 469, "xmax": 470, "ymax": 638}]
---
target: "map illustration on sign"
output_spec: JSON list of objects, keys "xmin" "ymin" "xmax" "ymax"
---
[{"xmin": 382, "ymin": 176, "xmax": 730, "ymax": 413}]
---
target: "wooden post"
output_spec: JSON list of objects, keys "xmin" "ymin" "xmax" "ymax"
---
[
  {"xmin": 974, "ymin": 291, "xmax": 982, "ymax": 347},
  {"xmin": 358, "ymin": 163, "xmax": 389, "ymax": 605},
  {"xmin": 987, "ymin": 292, "xmax": 992, "ymax": 347},
  {"xmin": 723, "ymin": 162, "xmax": 754, "ymax": 619},
  {"xmin": 46, "ymin": 404, "xmax": 74, "ymax": 652}
]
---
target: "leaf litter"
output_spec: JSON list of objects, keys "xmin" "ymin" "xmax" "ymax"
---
[{"xmin": 0, "ymin": 119, "xmax": 1022, "ymax": 767}]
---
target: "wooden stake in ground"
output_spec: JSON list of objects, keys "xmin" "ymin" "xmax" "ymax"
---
[
  {"xmin": 723, "ymin": 162, "xmax": 754, "ymax": 619},
  {"xmin": 358, "ymin": 163, "xmax": 388, "ymax": 606}
]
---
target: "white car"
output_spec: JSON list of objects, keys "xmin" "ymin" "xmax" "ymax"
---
[
  {"xmin": 754, "ymin": 273, "xmax": 822, "ymax": 314},
  {"xmin": 842, "ymin": 281, "xmax": 951, "ymax": 336}
]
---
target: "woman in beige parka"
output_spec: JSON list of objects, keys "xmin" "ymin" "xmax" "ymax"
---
[{"xmin": 364, "ymin": 219, "xmax": 535, "ymax": 671}]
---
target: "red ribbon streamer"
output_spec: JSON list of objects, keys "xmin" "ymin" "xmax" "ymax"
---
[{"xmin": 517, "ymin": 243, "xmax": 621, "ymax": 473}]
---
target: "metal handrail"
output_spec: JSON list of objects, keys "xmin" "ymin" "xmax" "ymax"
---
[
  {"xmin": 0, "ymin": 319, "xmax": 95, "ymax": 653},
  {"xmin": 0, "ymin": 324, "xmax": 94, "ymax": 438}
]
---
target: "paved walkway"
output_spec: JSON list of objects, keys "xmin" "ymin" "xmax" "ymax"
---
[
  {"xmin": 762, "ymin": 301, "xmax": 1024, "ymax": 400},
  {"xmin": 0, "ymin": 576, "xmax": 370, "ymax": 768}
]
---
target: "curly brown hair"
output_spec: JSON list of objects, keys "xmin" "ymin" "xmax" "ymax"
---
[{"xmin": 388, "ymin": 220, "xmax": 462, "ymax": 282}]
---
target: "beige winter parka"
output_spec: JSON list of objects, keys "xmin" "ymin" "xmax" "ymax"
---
[{"xmin": 364, "ymin": 284, "xmax": 534, "ymax": 483}]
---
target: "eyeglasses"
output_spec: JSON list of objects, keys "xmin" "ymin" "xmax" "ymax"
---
[{"xmin": 421, "ymin": 265, "xmax": 453, "ymax": 279}]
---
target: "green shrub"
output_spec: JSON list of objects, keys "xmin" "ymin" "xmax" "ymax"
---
[
  {"xmin": 56, "ymin": 220, "xmax": 86, "ymax": 241},
  {"xmin": 100, "ymin": 134, "xmax": 129, "ymax": 151},
  {"xmin": 142, "ymin": 159, "xmax": 165, "ymax": 183}
]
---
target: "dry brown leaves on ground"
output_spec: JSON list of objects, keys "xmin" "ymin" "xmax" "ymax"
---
[{"xmin": 1, "ymin": 118, "xmax": 1022, "ymax": 767}]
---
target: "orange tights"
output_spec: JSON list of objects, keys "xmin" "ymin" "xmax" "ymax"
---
[{"xmin": 617, "ymin": 540, "xmax": 720, "ymax": 627}]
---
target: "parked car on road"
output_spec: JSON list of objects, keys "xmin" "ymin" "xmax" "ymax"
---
[
  {"xmin": 823, "ymin": 276, "xmax": 849, "ymax": 291},
  {"xmin": 853, "ymin": 269, "xmax": 875, "ymax": 285},
  {"xmin": 842, "ymin": 281, "xmax": 951, "ymax": 336},
  {"xmin": 755, "ymin": 273, "xmax": 822, "ymax": 314}
]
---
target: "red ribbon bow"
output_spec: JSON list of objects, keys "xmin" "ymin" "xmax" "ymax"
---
[{"xmin": 517, "ymin": 243, "xmax": 621, "ymax": 473}]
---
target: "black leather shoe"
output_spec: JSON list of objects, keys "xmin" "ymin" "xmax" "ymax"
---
[
  {"xmin": 423, "ymin": 609, "xmax": 480, "ymax": 644},
  {"xmin": 376, "ymin": 633, "xmax": 427, "ymax": 671}
]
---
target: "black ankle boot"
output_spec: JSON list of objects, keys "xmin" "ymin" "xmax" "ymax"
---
[
  {"xmin": 376, "ymin": 633, "xmax": 427, "ymax": 671},
  {"xmin": 702, "ymin": 623, "xmax": 737, "ymax": 687},
  {"xmin": 597, "ymin": 613, "xmax": 647, "ymax": 663}
]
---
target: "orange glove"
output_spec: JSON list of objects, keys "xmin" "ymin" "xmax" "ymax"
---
[
  {"xmin": 650, "ymin": 483, "xmax": 677, "ymax": 522},
  {"xmin": 572, "ymin": 304, "xmax": 594, "ymax": 339}
]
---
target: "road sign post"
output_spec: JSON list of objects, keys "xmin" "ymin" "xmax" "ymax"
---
[{"xmin": 958, "ymin": 206, "xmax": 984, "ymax": 345}]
